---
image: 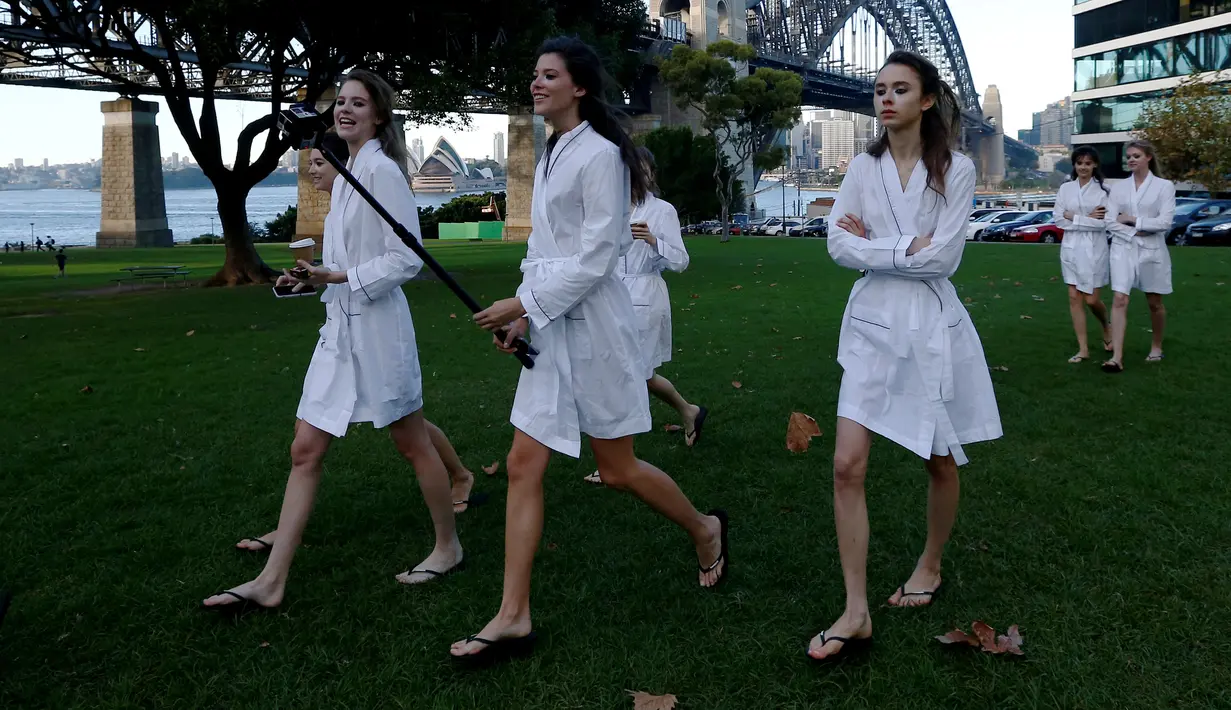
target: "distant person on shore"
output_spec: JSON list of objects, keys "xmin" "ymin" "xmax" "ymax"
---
[
  {"xmin": 54, "ymin": 247, "xmax": 66, "ymax": 278},
  {"xmin": 202, "ymin": 69, "xmax": 466, "ymax": 615},
  {"xmin": 3, "ymin": 242, "xmax": 9, "ymax": 252},
  {"xmin": 19, "ymin": 241, "xmax": 25, "ymax": 252},
  {"xmin": 35, "ymin": 237, "xmax": 43, "ymax": 252}
]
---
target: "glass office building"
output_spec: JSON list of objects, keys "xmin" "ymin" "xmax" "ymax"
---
[{"xmin": 1071, "ymin": 0, "xmax": 1230, "ymax": 178}]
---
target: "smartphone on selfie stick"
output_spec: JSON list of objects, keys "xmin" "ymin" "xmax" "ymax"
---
[{"xmin": 276, "ymin": 103, "xmax": 538, "ymax": 369}]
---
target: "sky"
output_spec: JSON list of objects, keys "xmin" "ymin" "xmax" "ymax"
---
[{"xmin": 0, "ymin": 0, "xmax": 1075, "ymax": 167}]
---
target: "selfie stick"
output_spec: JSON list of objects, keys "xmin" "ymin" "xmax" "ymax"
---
[{"xmin": 277, "ymin": 104, "xmax": 537, "ymax": 369}]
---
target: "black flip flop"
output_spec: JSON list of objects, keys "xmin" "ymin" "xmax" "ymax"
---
[
  {"xmin": 238, "ymin": 537, "xmax": 272, "ymax": 552},
  {"xmin": 1101, "ymin": 360, "xmax": 1124, "ymax": 374},
  {"xmin": 453, "ymin": 491, "xmax": 490, "ymax": 513},
  {"xmin": 451, "ymin": 631, "xmax": 537, "ymax": 667},
  {"xmin": 806, "ymin": 631, "xmax": 873, "ymax": 662},
  {"xmin": 398, "ymin": 559, "xmax": 465, "ymax": 584},
  {"xmin": 700, "ymin": 508, "xmax": 729, "ymax": 588},
  {"xmin": 199, "ymin": 590, "xmax": 277, "ymax": 617},
  {"xmin": 0, "ymin": 589, "xmax": 11, "ymax": 629},
  {"xmin": 685, "ymin": 406, "xmax": 709, "ymax": 447},
  {"xmin": 890, "ymin": 582, "xmax": 942, "ymax": 607}
]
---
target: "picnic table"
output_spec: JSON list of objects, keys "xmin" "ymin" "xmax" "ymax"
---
[{"xmin": 111, "ymin": 265, "xmax": 192, "ymax": 288}]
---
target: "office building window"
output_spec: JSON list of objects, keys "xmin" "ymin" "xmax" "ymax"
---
[
  {"xmin": 1076, "ymin": 0, "xmax": 1231, "ymax": 48},
  {"xmin": 1075, "ymin": 23, "xmax": 1231, "ymax": 90}
]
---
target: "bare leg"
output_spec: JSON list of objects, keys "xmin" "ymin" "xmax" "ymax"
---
[
  {"xmin": 1067, "ymin": 285, "xmax": 1090, "ymax": 359},
  {"xmin": 808, "ymin": 417, "xmax": 874, "ymax": 659},
  {"xmin": 424, "ymin": 419, "xmax": 477, "ymax": 512},
  {"xmin": 887, "ymin": 453, "xmax": 958, "ymax": 607},
  {"xmin": 589, "ymin": 436, "xmax": 723, "ymax": 586},
  {"xmin": 1086, "ymin": 288, "xmax": 1110, "ymax": 348},
  {"xmin": 648, "ymin": 372, "xmax": 701, "ymax": 435},
  {"xmin": 1146, "ymin": 293, "xmax": 1166, "ymax": 357},
  {"xmin": 203, "ymin": 420, "xmax": 333, "ymax": 607},
  {"xmin": 451, "ymin": 429, "xmax": 549, "ymax": 656},
  {"xmin": 389, "ymin": 410, "xmax": 463, "ymax": 584},
  {"xmin": 1107, "ymin": 291, "xmax": 1130, "ymax": 367}
]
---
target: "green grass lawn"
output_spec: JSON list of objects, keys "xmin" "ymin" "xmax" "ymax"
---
[{"xmin": 2, "ymin": 239, "xmax": 1230, "ymax": 708}]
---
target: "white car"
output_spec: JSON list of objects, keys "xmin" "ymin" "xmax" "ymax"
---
[
  {"xmin": 764, "ymin": 219, "xmax": 802, "ymax": 236},
  {"xmin": 967, "ymin": 211, "xmax": 1027, "ymax": 241}
]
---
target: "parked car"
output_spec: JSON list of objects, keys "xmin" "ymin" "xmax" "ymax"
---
[
  {"xmin": 967, "ymin": 211, "xmax": 1027, "ymax": 241},
  {"xmin": 969, "ymin": 208, "xmax": 1001, "ymax": 222},
  {"xmin": 1009, "ymin": 222, "xmax": 1065, "ymax": 243},
  {"xmin": 1167, "ymin": 200, "xmax": 1231, "ymax": 244},
  {"xmin": 982, "ymin": 210, "xmax": 1053, "ymax": 241},
  {"xmin": 1180, "ymin": 214, "xmax": 1231, "ymax": 246},
  {"xmin": 764, "ymin": 219, "xmax": 802, "ymax": 236},
  {"xmin": 788, "ymin": 217, "xmax": 828, "ymax": 237},
  {"xmin": 753, "ymin": 217, "xmax": 782, "ymax": 235}
]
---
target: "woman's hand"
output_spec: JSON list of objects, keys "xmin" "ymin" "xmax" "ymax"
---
[
  {"xmin": 836, "ymin": 213, "xmax": 867, "ymax": 238},
  {"xmin": 631, "ymin": 222, "xmax": 658, "ymax": 248},
  {"xmin": 906, "ymin": 232, "xmax": 933, "ymax": 256},
  {"xmin": 492, "ymin": 317, "xmax": 529, "ymax": 353},
  {"xmin": 474, "ymin": 297, "xmax": 527, "ymax": 332},
  {"xmin": 1089, "ymin": 206, "xmax": 1107, "ymax": 219},
  {"xmin": 1117, "ymin": 214, "xmax": 1136, "ymax": 226},
  {"xmin": 285, "ymin": 259, "xmax": 345, "ymax": 288},
  {"xmin": 1063, "ymin": 210, "xmax": 1075, "ymax": 221}
]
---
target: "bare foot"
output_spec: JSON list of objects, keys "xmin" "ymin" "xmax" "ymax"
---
[
  {"xmin": 395, "ymin": 541, "xmax": 464, "ymax": 585},
  {"xmin": 450, "ymin": 613, "xmax": 533, "ymax": 657},
  {"xmin": 235, "ymin": 531, "xmax": 277, "ymax": 551},
  {"xmin": 450, "ymin": 470, "xmax": 477, "ymax": 513},
  {"xmin": 887, "ymin": 566, "xmax": 942, "ymax": 608},
  {"xmin": 201, "ymin": 577, "xmax": 283, "ymax": 609},
  {"xmin": 696, "ymin": 514, "xmax": 724, "ymax": 588},
  {"xmin": 682, "ymin": 404, "xmax": 704, "ymax": 447},
  {"xmin": 807, "ymin": 611, "xmax": 872, "ymax": 660}
]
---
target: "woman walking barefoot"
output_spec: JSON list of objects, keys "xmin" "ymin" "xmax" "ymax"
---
[
  {"xmin": 201, "ymin": 70, "xmax": 463, "ymax": 613},
  {"xmin": 808, "ymin": 51, "xmax": 1002, "ymax": 661},
  {"xmin": 455, "ymin": 37, "xmax": 728, "ymax": 664},
  {"xmin": 1054, "ymin": 146, "xmax": 1112, "ymax": 363}
]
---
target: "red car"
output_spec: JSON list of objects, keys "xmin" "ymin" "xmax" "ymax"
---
[{"xmin": 1009, "ymin": 223, "xmax": 1064, "ymax": 243}]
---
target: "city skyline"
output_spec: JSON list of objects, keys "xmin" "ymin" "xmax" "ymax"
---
[{"xmin": 0, "ymin": 0, "xmax": 1075, "ymax": 166}]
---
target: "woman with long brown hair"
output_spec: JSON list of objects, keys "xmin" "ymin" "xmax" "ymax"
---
[
  {"xmin": 459, "ymin": 37, "xmax": 728, "ymax": 664},
  {"xmin": 1054, "ymin": 145, "xmax": 1113, "ymax": 363},
  {"xmin": 811, "ymin": 50, "xmax": 1002, "ymax": 661},
  {"xmin": 201, "ymin": 70, "xmax": 464, "ymax": 614}
]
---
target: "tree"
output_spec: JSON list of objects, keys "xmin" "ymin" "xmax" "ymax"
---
[
  {"xmin": 638, "ymin": 126, "xmax": 744, "ymax": 224},
  {"xmin": 418, "ymin": 192, "xmax": 507, "ymax": 239},
  {"xmin": 656, "ymin": 40, "xmax": 802, "ymax": 241},
  {"xmin": 1134, "ymin": 74, "xmax": 1231, "ymax": 196}
]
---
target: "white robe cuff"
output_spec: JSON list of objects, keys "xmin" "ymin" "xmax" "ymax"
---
[{"xmin": 520, "ymin": 285, "xmax": 553, "ymax": 330}]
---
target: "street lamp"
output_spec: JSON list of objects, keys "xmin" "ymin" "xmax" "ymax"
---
[
  {"xmin": 210, "ymin": 216, "xmax": 215, "ymax": 236},
  {"xmin": 30, "ymin": 222, "xmax": 34, "ymax": 241}
]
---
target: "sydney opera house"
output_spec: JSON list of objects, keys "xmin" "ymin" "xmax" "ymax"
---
[{"xmin": 410, "ymin": 137, "xmax": 503, "ymax": 194}]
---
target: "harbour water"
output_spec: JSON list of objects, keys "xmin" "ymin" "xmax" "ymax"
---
[{"xmin": 0, "ymin": 186, "xmax": 495, "ymax": 247}]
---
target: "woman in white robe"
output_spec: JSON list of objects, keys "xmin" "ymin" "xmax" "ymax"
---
[
  {"xmin": 1053, "ymin": 146, "xmax": 1113, "ymax": 363},
  {"xmin": 808, "ymin": 51, "xmax": 1002, "ymax": 662},
  {"xmin": 455, "ymin": 37, "xmax": 728, "ymax": 664},
  {"xmin": 202, "ymin": 71, "xmax": 462, "ymax": 614},
  {"xmin": 1103, "ymin": 139, "xmax": 1175, "ymax": 373},
  {"xmin": 584, "ymin": 148, "xmax": 705, "ymax": 485}
]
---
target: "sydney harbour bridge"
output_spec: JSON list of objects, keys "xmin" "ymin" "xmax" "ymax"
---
[{"xmin": 0, "ymin": 0, "xmax": 1029, "ymax": 246}]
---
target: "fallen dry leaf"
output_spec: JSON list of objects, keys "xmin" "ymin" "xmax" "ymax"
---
[
  {"xmin": 1014, "ymin": 281, "xmax": 1024, "ymax": 286},
  {"xmin": 993, "ymin": 294, "xmax": 1002, "ymax": 299},
  {"xmin": 731, "ymin": 380, "xmax": 743, "ymax": 389},
  {"xmin": 770, "ymin": 282, "xmax": 778, "ymax": 287},
  {"xmin": 935, "ymin": 628, "xmax": 981, "ymax": 647},
  {"xmin": 449, "ymin": 313, "xmax": 457, "ymax": 319},
  {"xmin": 546, "ymin": 542, "xmax": 559, "ymax": 551},
  {"xmin": 627, "ymin": 691, "xmax": 678, "ymax": 710},
  {"xmin": 991, "ymin": 365, "xmax": 1010, "ymax": 372},
  {"xmin": 731, "ymin": 285, "xmax": 742, "ymax": 290},
  {"xmin": 1020, "ymin": 315, "xmax": 1032, "ymax": 320},
  {"xmin": 964, "ymin": 297, "xmax": 973, "ymax": 304},
  {"xmin": 996, "ymin": 625, "xmax": 1025, "ymax": 655},
  {"xmin": 771, "ymin": 327, "xmax": 780, "ymax": 333},
  {"xmin": 80, "ymin": 385, "xmax": 93, "ymax": 394},
  {"xmin": 987, "ymin": 281, "xmax": 995, "ymax": 287},
  {"xmin": 482, "ymin": 461, "xmax": 500, "ymax": 476},
  {"xmin": 973, "ymin": 621, "xmax": 997, "ymax": 650},
  {"xmin": 134, "ymin": 347, "xmax": 146, "ymax": 352},
  {"xmin": 980, "ymin": 274, "xmax": 990, "ymax": 279},
  {"xmin": 663, "ymin": 423, "xmax": 683, "ymax": 432},
  {"xmin": 1216, "ymin": 282, "xmax": 1225, "ymax": 286},
  {"xmin": 1032, "ymin": 295, "xmax": 1045, "ymax": 302},
  {"xmin": 1049, "ymin": 276, "xmax": 1058, "ymax": 281},
  {"xmin": 786, "ymin": 412, "xmax": 822, "ymax": 453},
  {"xmin": 186, "ymin": 330, "xmax": 196, "ymax": 337},
  {"xmin": 793, "ymin": 336, "xmax": 803, "ymax": 340},
  {"xmin": 259, "ymin": 641, "xmax": 271, "ymax": 648},
  {"xmin": 690, "ymin": 293, "xmax": 699, "ymax": 298}
]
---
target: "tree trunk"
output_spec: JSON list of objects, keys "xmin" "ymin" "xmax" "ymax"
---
[{"xmin": 205, "ymin": 185, "xmax": 278, "ymax": 286}]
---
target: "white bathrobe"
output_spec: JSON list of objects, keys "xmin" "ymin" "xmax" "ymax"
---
[
  {"xmin": 1107, "ymin": 173, "xmax": 1175, "ymax": 295},
  {"xmin": 620, "ymin": 194, "xmax": 690, "ymax": 375},
  {"xmin": 1053, "ymin": 178, "xmax": 1111, "ymax": 294},
  {"xmin": 827, "ymin": 151, "xmax": 1002, "ymax": 466},
  {"xmin": 513, "ymin": 121, "xmax": 651, "ymax": 457},
  {"xmin": 296, "ymin": 139, "xmax": 425, "ymax": 437}
]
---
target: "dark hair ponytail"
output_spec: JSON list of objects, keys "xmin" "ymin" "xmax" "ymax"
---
[
  {"xmin": 866, "ymin": 50, "xmax": 961, "ymax": 198},
  {"xmin": 1070, "ymin": 145, "xmax": 1109, "ymax": 194},
  {"xmin": 536, "ymin": 36, "xmax": 650, "ymax": 204}
]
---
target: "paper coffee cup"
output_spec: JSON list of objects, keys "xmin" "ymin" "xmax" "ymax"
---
[{"xmin": 289, "ymin": 238, "xmax": 316, "ymax": 264}]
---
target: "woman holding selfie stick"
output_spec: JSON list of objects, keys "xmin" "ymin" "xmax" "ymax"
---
[
  {"xmin": 456, "ymin": 37, "xmax": 728, "ymax": 664},
  {"xmin": 202, "ymin": 69, "xmax": 463, "ymax": 614}
]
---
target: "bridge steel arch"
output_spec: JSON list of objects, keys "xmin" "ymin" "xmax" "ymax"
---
[{"xmin": 747, "ymin": 0, "xmax": 981, "ymax": 116}]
